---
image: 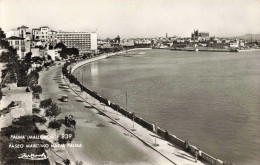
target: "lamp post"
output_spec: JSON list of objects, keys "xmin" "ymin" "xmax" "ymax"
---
[
  {"xmin": 131, "ymin": 113, "xmax": 136, "ymax": 131},
  {"xmin": 115, "ymin": 108, "xmax": 119, "ymax": 120},
  {"xmin": 126, "ymin": 91, "xmax": 128, "ymax": 117},
  {"xmin": 81, "ymin": 68, "xmax": 83, "ymax": 92},
  {"xmin": 154, "ymin": 122, "xmax": 159, "ymax": 146},
  {"xmin": 103, "ymin": 104, "xmax": 106, "ymax": 112}
]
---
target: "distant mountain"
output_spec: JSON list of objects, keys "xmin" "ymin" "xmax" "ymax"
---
[{"xmin": 227, "ymin": 34, "xmax": 260, "ymax": 41}]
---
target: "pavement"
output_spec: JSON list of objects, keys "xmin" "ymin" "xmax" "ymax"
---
[{"xmin": 39, "ymin": 63, "xmax": 207, "ymax": 165}]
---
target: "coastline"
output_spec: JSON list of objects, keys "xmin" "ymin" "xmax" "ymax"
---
[
  {"xmin": 155, "ymin": 47, "xmax": 260, "ymax": 53},
  {"xmin": 71, "ymin": 48, "xmax": 152, "ymax": 73},
  {"xmin": 64, "ymin": 50, "xmax": 225, "ymax": 165}
]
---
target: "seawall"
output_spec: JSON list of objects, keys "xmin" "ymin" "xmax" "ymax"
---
[{"xmin": 65, "ymin": 50, "xmax": 226, "ymax": 165}]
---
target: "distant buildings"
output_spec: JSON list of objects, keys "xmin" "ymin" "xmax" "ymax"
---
[
  {"xmin": 191, "ymin": 29, "xmax": 209, "ymax": 40},
  {"xmin": 3, "ymin": 25, "xmax": 98, "ymax": 59},
  {"xmin": 134, "ymin": 39, "xmax": 152, "ymax": 48}
]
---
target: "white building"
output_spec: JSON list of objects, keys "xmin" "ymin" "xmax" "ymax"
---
[
  {"xmin": 6, "ymin": 36, "xmax": 30, "ymax": 59},
  {"xmin": 47, "ymin": 49, "xmax": 61, "ymax": 61},
  {"xmin": 56, "ymin": 31, "xmax": 97, "ymax": 54},
  {"xmin": 5, "ymin": 26, "xmax": 31, "ymax": 59},
  {"xmin": 230, "ymin": 41, "xmax": 239, "ymax": 48},
  {"xmin": 32, "ymin": 26, "xmax": 58, "ymax": 45}
]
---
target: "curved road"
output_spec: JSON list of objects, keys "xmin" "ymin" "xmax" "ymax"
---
[{"xmin": 39, "ymin": 65, "xmax": 171, "ymax": 165}]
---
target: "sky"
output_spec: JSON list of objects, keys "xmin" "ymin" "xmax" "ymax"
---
[{"xmin": 0, "ymin": 0, "xmax": 260, "ymax": 39}]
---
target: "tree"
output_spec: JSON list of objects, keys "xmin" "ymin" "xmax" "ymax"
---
[
  {"xmin": 32, "ymin": 108, "xmax": 41, "ymax": 114},
  {"xmin": 33, "ymin": 115, "xmax": 47, "ymax": 124},
  {"xmin": 68, "ymin": 47, "xmax": 79, "ymax": 56},
  {"xmin": 55, "ymin": 42, "xmax": 67, "ymax": 50},
  {"xmin": 32, "ymin": 56, "xmax": 43, "ymax": 64},
  {"xmin": 2, "ymin": 68, "xmax": 17, "ymax": 84},
  {"xmin": 60, "ymin": 51, "xmax": 68, "ymax": 59},
  {"xmin": 0, "ymin": 50, "xmax": 19, "ymax": 63},
  {"xmin": 0, "ymin": 28, "xmax": 6, "ymax": 39},
  {"xmin": 47, "ymin": 55, "xmax": 52, "ymax": 60},
  {"xmin": 0, "ymin": 51, "xmax": 10, "ymax": 63},
  {"xmin": 45, "ymin": 102, "xmax": 61, "ymax": 118},
  {"xmin": 40, "ymin": 98, "xmax": 53, "ymax": 108},
  {"xmin": 0, "ymin": 28, "xmax": 9, "ymax": 49},
  {"xmin": 31, "ymin": 85, "xmax": 42, "ymax": 93},
  {"xmin": 28, "ymin": 70, "xmax": 39, "ymax": 87},
  {"xmin": 24, "ymin": 52, "xmax": 32, "ymax": 64},
  {"xmin": 48, "ymin": 120, "xmax": 62, "ymax": 130},
  {"xmin": 17, "ymin": 72, "xmax": 28, "ymax": 87}
]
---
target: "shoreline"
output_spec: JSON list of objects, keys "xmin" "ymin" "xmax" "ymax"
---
[
  {"xmin": 154, "ymin": 47, "xmax": 260, "ymax": 52},
  {"xmin": 71, "ymin": 48, "xmax": 152, "ymax": 73},
  {"xmin": 64, "ymin": 50, "xmax": 225, "ymax": 165}
]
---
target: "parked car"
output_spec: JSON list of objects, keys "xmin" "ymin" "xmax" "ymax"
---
[{"xmin": 61, "ymin": 95, "xmax": 69, "ymax": 102}]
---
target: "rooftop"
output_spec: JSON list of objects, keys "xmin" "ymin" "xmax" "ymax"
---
[
  {"xmin": 17, "ymin": 25, "xmax": 29, "ymax": 29},
  {"xmin": 40, "ymin": 26, "xmax": 49, "ymax": 29},
  {"xmin": 6, "ymin": 36, "xmax": 25, "ymax": 40}
]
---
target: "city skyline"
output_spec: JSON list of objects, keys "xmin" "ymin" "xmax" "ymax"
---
[{"xmin": 1, "ymin": 0, "xmax": 260, "ymax": 39}]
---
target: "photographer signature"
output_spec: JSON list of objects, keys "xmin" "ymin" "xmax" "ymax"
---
[{"xmin": 18, "ymin": 153, "xmax": 47, "ymax": 160}]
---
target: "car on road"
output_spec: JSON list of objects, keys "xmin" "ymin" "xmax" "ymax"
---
[{"xmin": 61, "ymin": 95, "xmax": 69, "ymax": 102}]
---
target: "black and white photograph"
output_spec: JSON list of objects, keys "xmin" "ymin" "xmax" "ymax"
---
[{"xmin": 0, "ymin": 0, "xmax": 260, "ymax": 165}]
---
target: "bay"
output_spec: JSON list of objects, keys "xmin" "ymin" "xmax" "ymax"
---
[{"xmin": 74, "ymin": 49, "xmax": 260, "ymax": 165}]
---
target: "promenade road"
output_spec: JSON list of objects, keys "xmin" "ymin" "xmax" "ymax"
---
[{"xmin": 39, "ymin": 65, "xmax": 171, "ymax": 165}]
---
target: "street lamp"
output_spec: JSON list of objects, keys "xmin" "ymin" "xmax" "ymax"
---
[
  {"xmin": 131, "ymin": 112, "xmax": 136, "ymax": 131},
  {"xmin": 153, "ymin": 122, "xmax": 159, "ymax": 146},
  {"xmin": 103, "ymin": 104, "xmax": 106, "ymax": 112},
  {"xmin": 115, "ymin": 107, "xmax": 120, "ymax": 120},
  {"xmin": 126, "ymin": 91, "xmax": 128, "ymax": 117}
]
